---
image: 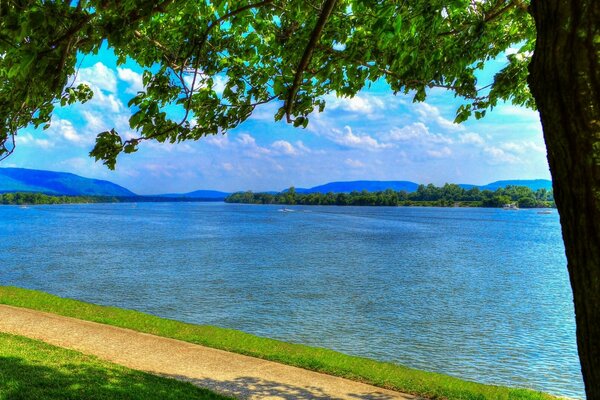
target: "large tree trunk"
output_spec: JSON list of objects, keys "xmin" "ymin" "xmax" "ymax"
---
[{"xmin": 528, "ymin": 0, "xmax": 600, "ymax": 398}]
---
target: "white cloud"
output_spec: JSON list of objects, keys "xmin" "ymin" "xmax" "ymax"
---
[
  {"xmin": 76, "ymin": 62, "xmax": 117, "ymax": 93},
  {"xmin": 117, "ymin": 68, "xmax": 144, "ymax": 94},
  {"xmin": 324, "ymin": 94, "xmax": 386, "ymax": 117},
  {"xmin": 82, "ymin": 111, "xmax": 105, "ymax": 132},
  {"xmin": 427, "ymin": 147, "xmax": 452, "ymax": 158},
  {"xmin": 414, "ymin": 102, "xmax": 465, "ymax": 132},
  {"xmin": 495, "ymin": 105, "xmax": 540, "ymax": 121},
  {"xmin": 271, "ymin": 140, "xmax": 298, "ymax": 156},
  {"xmin": 295, "ymin": 141, "xmax": 311, "ymax": 153},
  {"xmin": 482, "ymin": 146, "xmax": 520, "ymax": 164},
  {"xmin": 501, "ymin": 141, "xmax": 546, "ymax": 155},
  {"xmin": 204, "ymin": 134, "xmax": 229, "ymax": 149},
  {"xmin": 345, "ymin": 158, "xmax": 366, "ymax": 168},
  {"xmin": 330, "ymin": 126, "xmax": 392, "ymax": 150},
  {"xmin": 386, "ymin": 123, "xmax": 452, "ymax": 144},
  {"xmin": 53, "ymin": 118, "xmax": 80, "ymax": 143},
  {"xmin": 459, "ymin": 132, "xmax": 485, "ymax": 145},
  {"xmin": 236, "ymin": 133, "xmax": 271, "ymax": 157},
  {"xmin": 39, "ymin": 117, "xmax": 95, "ymax": 147},
  {"xmin": 237, "ymin": 133, "xmax": 257, "ymax": 146},
  {"xmin": 15, "ymin": 133, "xmax": 54, "ymax": 149}
]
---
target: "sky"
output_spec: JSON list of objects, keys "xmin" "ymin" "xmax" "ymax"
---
[{"xmin": 5, "ymin": 47, "xmax": 550, "ymax": 195}]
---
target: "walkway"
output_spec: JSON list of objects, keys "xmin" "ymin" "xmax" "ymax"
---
[{"xmin": 0, "ymin": 305, "xmax": 416, "ymax": 400}]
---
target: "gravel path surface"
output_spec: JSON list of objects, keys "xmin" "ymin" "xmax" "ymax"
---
[{"xmin": 0, "ymin": 305, "xmax": 416, "ymax": 400}]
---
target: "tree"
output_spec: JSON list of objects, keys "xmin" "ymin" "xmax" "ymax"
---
[{"xmin": 0, "ymin": 0, "xmax": 598, "ymax": 395}]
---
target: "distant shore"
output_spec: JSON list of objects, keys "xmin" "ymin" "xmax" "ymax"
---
[
  {"xmin": 0, "ymin": 192, "xmax": 223, "ymax": 206},
  {"xmin": 225, "ymin": 184, "xmax": 556, "ymax": 209}
]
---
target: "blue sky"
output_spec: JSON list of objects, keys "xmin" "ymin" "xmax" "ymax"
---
[{"xmin": 6, "ymin": 48, "xmax": 549, "ymax": 195}]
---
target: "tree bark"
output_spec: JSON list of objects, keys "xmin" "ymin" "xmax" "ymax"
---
[{"xmin": 528, "ymin": 0, "xmax": 600, "ymax": 398}]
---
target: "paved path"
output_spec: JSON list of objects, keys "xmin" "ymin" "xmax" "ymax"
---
[{"xmin": 0, "ymin": 305, "xmax": 417, "ymax": 400}]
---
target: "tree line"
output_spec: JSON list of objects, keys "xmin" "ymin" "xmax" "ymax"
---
[
  {"xmin": 0, "ymin": 192, "xmax": 226, "ymax": 205},
  {"xmin": 0, "ymin": 192, "xmax": 120, "ymax": 205},
  {"xmin": 225, "ymin": 184, "xmax": 555, "ymax": 208}
]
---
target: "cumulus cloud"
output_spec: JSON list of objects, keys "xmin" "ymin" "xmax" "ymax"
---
[
  {"xmin": 324, "ymin": 94, "xmax": 386, "ymax": 118},
  {"xmin": 330, "ymin": 126, "xmax": 392, "ymax": 150},
  {"xmin": 482, "ymin": 146, "xmax": 520, "ymax": 164},
  {"xmin": 414, "ymin": 102, "xmax": 465, "ymax": 132},
  {"xmin": 117, "ymin": 68, "xmax": 144, "ymax": 94},
  {"xmin": 237, "ymin": 133, "xmax": 271, "ymax": 157},
  {"xmin": 459, "ymin": 132, "xmax": 485, "ymax": 145},
  {"xmin": 271, "ymin": 140, "xmax": 298, "ymax": 156},
  {"xmin": 16, "ymin": 133, "xmax": 54, "ymax": 149},
  {"xmin": 76, "ymin": 62, "xmax": 117, "ymax": 93},
  {"xmin": 385, "ymin": 122, "xmax": 452, "ymax": 144},
  {"xmin": 204, "ymin": 134, "xmax": 229, "ymax": 149},
  {"xmin": 500, "ymin": 141, "xmax": 546, "ymax": 155}
]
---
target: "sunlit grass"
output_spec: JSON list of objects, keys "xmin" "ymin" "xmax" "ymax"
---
[
  {"xmin": 0, "ymin": 286, "xmax": 558, "ymax": 400},
  {"xmin": 0, "ymin": 332, "xmax": 230, "ymax": 400}
]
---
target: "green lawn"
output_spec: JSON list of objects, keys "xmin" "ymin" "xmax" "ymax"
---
[
  {"xmin": 0, "ymin": 332, "xmax": 230, "ymax": 400},
  {"xmin": 0, "ymin": 286, "xmax": 557, "ymax": 400}
]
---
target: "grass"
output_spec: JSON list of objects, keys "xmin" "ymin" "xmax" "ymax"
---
[
  {"xmin": 0, "ymin": 286, "xmax": 557, "ymax": 400},
  {"xmin": 0, "ymin": 332, "xmax": 230, "ymax": 400}
]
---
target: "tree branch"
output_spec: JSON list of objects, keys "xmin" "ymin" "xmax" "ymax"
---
[
  {"xmin": 285, "ymin": 0, "xmax": 338, "ymax": 123},
  {"xmin": 439, "ymin": 0, "xmax": 520, "ymax": 37}
]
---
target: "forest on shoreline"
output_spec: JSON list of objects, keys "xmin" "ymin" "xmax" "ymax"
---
[
  {"xmin": 0, "ymin": 192, "xmax": 220, "ymax": 205},
  {"xmin": 1, "ymin": 184, "xmax": 555, "ymax": 208},
  {"xmin": 225, "ymin": 184, "xmax": 555, "ymax": 208}
]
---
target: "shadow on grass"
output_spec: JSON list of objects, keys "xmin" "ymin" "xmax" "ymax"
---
[
  {"xmin": 165, "ymin": 374, "xmax": 407, "ymax": 400},
  {"xmin": 0, "ymin": 356, "xmax": 226, "ymax": 400}
]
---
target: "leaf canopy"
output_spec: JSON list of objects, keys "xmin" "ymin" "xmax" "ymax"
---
[{"xmin": 0, "ymin": 0, "xmax": 534, "ymax": 168}]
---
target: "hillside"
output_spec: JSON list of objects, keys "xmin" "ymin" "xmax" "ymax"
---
[
  {"xmin": 293, "ymin": 181, "xmax": 420, "ymax": 194},
  {"xmin": 288, "ymin": 179, "xmax": 552, "ymax": 194},
  {"xmin": 156, "ymin": 190, "xmax": 230, "ymax": 200},
  {"xmin": 478, "ymin": 179, "xmax": 553, "ymax": 191},
  {"xmin": 0, "ymin": 168, "xmax": 135, "ymax": 196}
]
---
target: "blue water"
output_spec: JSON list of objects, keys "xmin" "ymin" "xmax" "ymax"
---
[{"xmin": 0, "ymin": 203, "xmax": 584, "ymax": 398}]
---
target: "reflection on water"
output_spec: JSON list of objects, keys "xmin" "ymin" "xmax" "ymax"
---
[{"xmin": 0, "ymin": 203, "xmax": 584, "ymax": 398}]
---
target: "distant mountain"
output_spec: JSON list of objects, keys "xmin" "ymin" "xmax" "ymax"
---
[
  {"xmin": 156, "ymin": 190, "xmax": 230, "ymax": 200},
  {"xmin": 477, "ymin": 179, "xmax": 553, "ymax": 191},
  {"xmin": 292, "ymin": 180, "xmax": 420, "ymax": 194},
  {"xmin": 284, "ymin": 179, "xmax": 552, "ymax": 194},
  {"xmin": 0, "ymin": 167, "xmax": 135, "ymax": 196}
]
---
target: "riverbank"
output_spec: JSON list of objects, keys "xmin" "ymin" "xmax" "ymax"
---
[
  {"xmin": 0, "ymin": 305, "xmax": 412, "ymax": 399},
  {"xmin": 0, "ymin": 287, "xmax": 556, "ymax": 400},
  {"xmin": 225, "ymin": 185, "xmax": 555, "ymax": 208}
]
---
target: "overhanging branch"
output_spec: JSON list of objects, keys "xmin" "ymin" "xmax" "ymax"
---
[{"xmin": 285, "ymin": 0, "xmax": 338, "ymax": 123}]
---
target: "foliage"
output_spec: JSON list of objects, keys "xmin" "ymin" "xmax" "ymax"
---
[
  {"xmin": 0, "ymin": 332, "xmax": 229, "ymax": 400},
  {"xmin": 0, "ymin": 0, "xmax": 533, "ymax": 167},
  {"xmin": 225, "ymin": 184, "xmax": 555, "ymax": 208},
  {"xmin": 0, "ymin": 192, "xmax": 227, "ymax": 205},
  {"xmin": 0, "ymin": 192, "xmax": 119, "ymax": 205},
  {"xmin": 0, "ymin": 286, "xmax": 556, "ymax": 400}
]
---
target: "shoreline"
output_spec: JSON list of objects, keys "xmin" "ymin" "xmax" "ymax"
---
[{"xmin": 0, "ymin": 286, "xmax": 559, "ymax": 400}]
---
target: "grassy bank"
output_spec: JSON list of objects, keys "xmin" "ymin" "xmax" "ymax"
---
[
  {"xmin": 0, "ymin": 286, "xmax": 556, "ymax": 400},
  {"xmin": 0, "ymin": 332, "xmax": 229, "ymax": 400}
]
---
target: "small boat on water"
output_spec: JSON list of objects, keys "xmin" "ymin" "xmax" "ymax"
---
[
  {"xmin": 278, "ymin": 208, "xmax": 294, "ymax": 213},
  {"xmin": 537, "ymin": 210, "xmax": 553, "ymax": 214},
  {"xmin": 502, "ymin": 203, "xmax": 519, "ymax": 210}
]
